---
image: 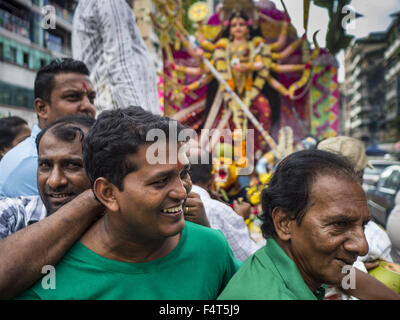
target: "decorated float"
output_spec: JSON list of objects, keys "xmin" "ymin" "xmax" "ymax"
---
[{"xmin": 150, "ymin": 0, "xmax": 339, "ymax": 221}]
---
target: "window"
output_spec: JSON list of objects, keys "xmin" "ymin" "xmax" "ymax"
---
[
  {"xmin": 40, "ymin": 58, "xmax": 47, "ymax": 68},
  {"xmin": 9, "ymin": 47, "xmax": 16, "ymax": 63},
  {"xmin": 23, "ymin": 52, "xmax": 29, "ymax": 67}
]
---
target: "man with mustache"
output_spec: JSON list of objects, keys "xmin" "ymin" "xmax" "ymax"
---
[
  {"xmin": 0, "ymin": 112, "xmax": 209, "ymax": 299},
  {"xmin": 0, "ymin": 116, "xmax": 103, "ymax": 299},
  {"xmin": 0, "ymin": 59, "xmax": 96, "ymax": 197}
]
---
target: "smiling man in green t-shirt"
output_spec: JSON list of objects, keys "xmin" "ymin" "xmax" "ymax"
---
[{"xmin": 16, "ymin": 107, "xmax": 240, "ymax": 300}]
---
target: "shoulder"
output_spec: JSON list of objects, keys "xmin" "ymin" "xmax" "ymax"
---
[
  {"xmin": 218, "ymin": 248, "xmax": 296, "ymax": 300},
  {"xmin": 184, "ymin": 221, "xmax": 242, "ymax": 278},
  {"xmin": 0, "ymin": 196, "xmax": 43, "ymax": 239},
  {"xmin": 0, "ymin": 139, "xmax": 38, "ymax": 197},
  {"xmin": 185, "ymin": 220, "xmax": 226, "ymax": 242},
  {"xmin": 185, "ymin": 221, "xmax": 231, "ymax": 251},
  {"xmin": 0, "ymin": 137, "xmax": 36, "ymax": 171},
  {"xmin": 0, "ymin": 155, "xmax": 38, "ymax": 197},
  {"xmin": 0, "ymin": 136, "xmax": 37, "ymax": 172},
  {"xmin": 0, "ymin": 196, "xmax": 28, "ymax": 219}
]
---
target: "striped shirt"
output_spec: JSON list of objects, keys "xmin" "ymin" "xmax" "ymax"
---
[
  {"xmin": 72, "ymin": 0, "xmax": 160, "ymax": 114},
  {"xmin": 0, "ymin": 196, "xmax": 47, "ymax": 240}
]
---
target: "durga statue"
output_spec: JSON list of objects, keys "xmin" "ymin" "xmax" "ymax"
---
[{"xmin": 154, "ymin": 0, "xmax": 317, "ymax": 158}]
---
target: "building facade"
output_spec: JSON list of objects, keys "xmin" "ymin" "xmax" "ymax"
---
[
  {"xmin": 0, "ymin": 0, "xmax": 76, "ymax": 126},
  {"xmin": 343, "ymin": 32, "xmax": 386, "ymax": 144},
  {"xmin": 382, "ymin": 11, "xmax": 400, "ymax": 142},
  {"xmin": 343, "ymin": 11, "xmax": 400, "ymax": 145}
]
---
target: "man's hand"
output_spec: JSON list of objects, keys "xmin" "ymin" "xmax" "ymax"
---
[
  {"xmin": 364, "ymin": 260, "xmax": 380, "ymax": 270},
  {"xmin": 233, "ymin": 200, "xmax": 252, "ymax": 220},
  {"xmin": 81, "ymin": 189, "xmax": 106, "ymax": 220},
  {"xmin": 340, "ymin": 267, "xmax": 400, "ymax": 300},
  {"xmin": 184, "ymin": 192, "xmax": 210, "ymax": 227},
  {"xmin": 0, "ymin": 188, "xmax": 106, "ymax": 299},
  {"xmin": 209, "ymin": 190, "xmax": 223, "ymax": 202}
]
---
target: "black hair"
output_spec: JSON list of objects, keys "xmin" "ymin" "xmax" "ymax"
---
[
  {"xmin": 0, "ymin": 116, "xmax": 28, "ymax": 151},
  {"xmin": 34, "ymin": 58, "xmax": 90, "ymax": 102},
  {"xmin": 83, "ymin": 106, "xmax": 187, "ymax": 191},
  {"xmin": 36, "ymin": 115, "xmax": 95, "ymax": 151},
  {"xmin": 259, "ymin": 149, "xmax": 359, "ymax": 239},
  {"xmin": 261, "ymin": 74, "xmax": 281, "ymax": 130},
  {"xmin": 188, "ymin": 151, "xmax": 213, "ymax": 185}
]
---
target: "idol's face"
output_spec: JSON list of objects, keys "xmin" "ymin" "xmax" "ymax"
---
[{"xmin": 230, "ymin": 17, "xmax": 249, "ymax": 41}]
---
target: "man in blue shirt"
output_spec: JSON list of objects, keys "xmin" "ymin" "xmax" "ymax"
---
[{"xmin": 0, "ymin": 59, "xmax": 96, "ymax": 197}]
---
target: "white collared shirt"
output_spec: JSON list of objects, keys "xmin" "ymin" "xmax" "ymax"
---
[{"xmin": 191, "ymin": 185, "xmax": 261, "ymax": 261}]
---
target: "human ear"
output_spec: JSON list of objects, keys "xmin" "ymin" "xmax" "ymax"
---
[
  {"xmin": 271, "ymin": 207, "xmax": 292, "ymax": 241},
  {"xmin": 34, "ymin": 98, "xmax": 50, "ymax": 121},
  {"xmin": 93, "ymin": 178, "xmax": 119, "ymax": 212}
]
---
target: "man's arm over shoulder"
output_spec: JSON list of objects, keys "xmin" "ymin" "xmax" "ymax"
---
[{"xmin": 0, "ymin": 190, "xmax": 104, "ymax": 299}]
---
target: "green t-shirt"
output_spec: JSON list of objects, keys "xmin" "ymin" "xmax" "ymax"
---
[
  {"xmin": 217, "ymin": 237, "xmax": 325, "ymax": 300},
  {"xmin": 16, "ymin": 221, "xmax": 241, "ymax": 300}
]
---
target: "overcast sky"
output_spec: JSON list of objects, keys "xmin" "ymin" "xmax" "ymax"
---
[{"xmin": 269, "ymin": 0, "xmax": 400, "ymax": 82}]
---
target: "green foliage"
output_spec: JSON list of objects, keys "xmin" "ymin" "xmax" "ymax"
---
[{"xmin": 313, "ymin": 0, "xmax": 363, "ymax": 55}]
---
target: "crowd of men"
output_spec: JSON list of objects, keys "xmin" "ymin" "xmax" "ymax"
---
[{"xmin": 0, "ymin": 0, "xmax": 399, "ymax": 300}]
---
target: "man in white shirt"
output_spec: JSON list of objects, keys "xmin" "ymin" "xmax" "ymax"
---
[
  {"xmin": 72, "ymin": 0, "xmax": 160, "ymax": 114},
  {"xmin": 188, "ymin": 149, "xmax": 260, "ymax": 261}
]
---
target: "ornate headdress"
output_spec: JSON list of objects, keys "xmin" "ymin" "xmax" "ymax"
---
[{"xmin": 218, "ymin": 0, "xmax": 259, "ymax": 29}]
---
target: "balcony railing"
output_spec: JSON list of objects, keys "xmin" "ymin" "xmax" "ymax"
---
[
  {"xmin": 385, "ymin": 37, "xmax": 400, "ymax": 60},
  {"xmin": 0, "ymin": 8, "xmax": 29, "ymax": 39},
  {"xmin": 350, "ymin": 118, "xmax": 362, "ymax": 129},
  {"xmin": 385, "ymin": 60, "xmax": 400, "ymax": 82},
  {"xmin": 350, "ymin": 106, "xmax": 362, "ymax": 118},
  {"xmin": 386, "ymin": 87, "xmax": 397, "ymax": 102}
]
